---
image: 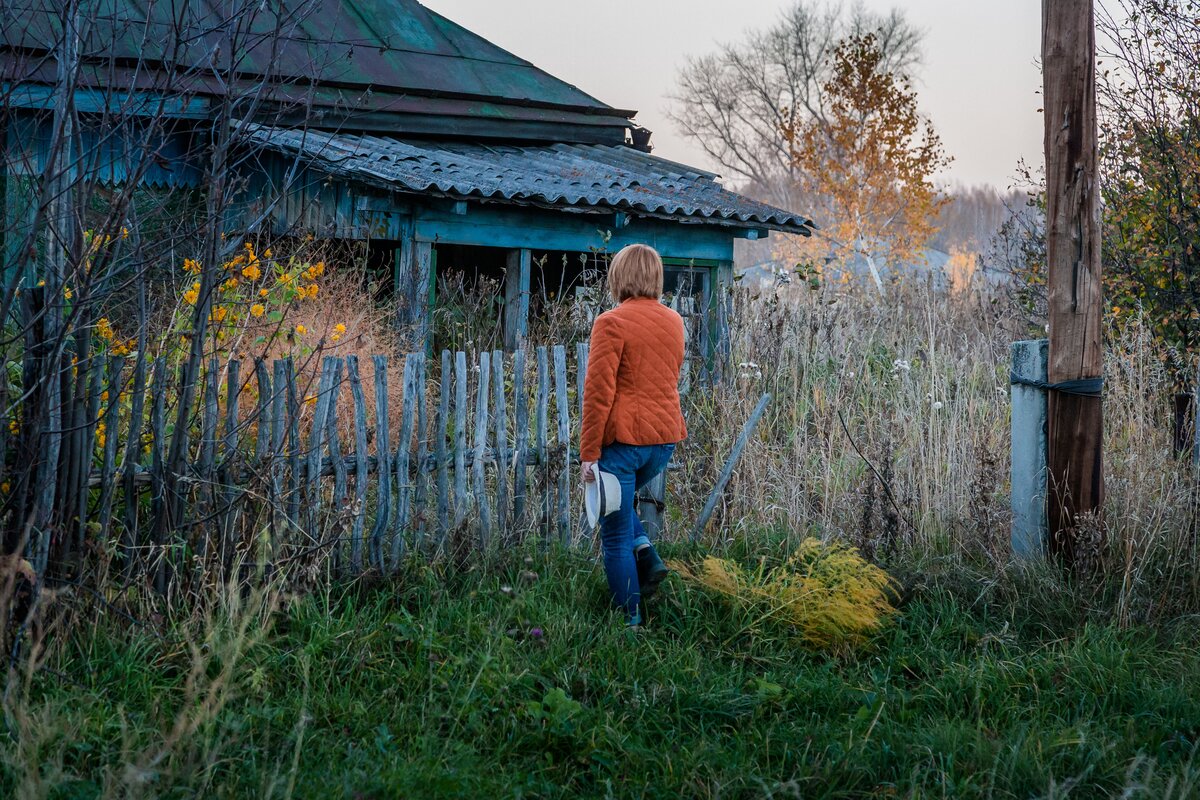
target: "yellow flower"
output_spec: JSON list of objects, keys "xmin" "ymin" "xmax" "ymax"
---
[
  {"xmin": 280, "ymin": 272, "xmax": 294, "ymax": 285},
  {"xmin": 242, "ymin": 263, "xmax": 261, "ymax": 281},
  {"xmin": 222, "ymin": 277, "xmax": 239, "ymax": 291},
  {"xmin": 193, "ymin": 281, "xmax": 201, "ymax": 290},
  {"xmin": 331, "ymin": 334, "xmax": 341, "ymax": 343},
  {"xmin": 8, "ymin": 419, "xmax": 18, "ymax": 435},
  {"xmin": 250, "ymin": 303, "xmax": 265, "ymax": 317},
  {"xmin": 120, "ymin": 227, "xmax": 129, "ymax": 240},
  {"xmin": 303, "ymin": 395, "xmax": 317, "ymax": 406},
  {"xmin": 210, "ymin": 306, "xmax": 228, "ymax": 323},
  {"xmin": 183, "ymin": 258, "xmax": 201, "ymax": 274},
  {"xmin": 183, "ymin": 289, "xmax": 199, "ymax": 305},
  {"xmin": 96, "ymin": 317, "xmax": 116, "ymax": 341},
  {"xmin": 264, "ymin": 249, "xmax": 273, "ymax": 258},
  {"xmin": 0, "ymin": 482, "xmax": 8, "ymax": 494},
  {"xmin": 37, "ymin": 279, "xmax": 45, "ymax": 287},
  {"xmin": 313, "ymin": 262, "xmax": 325, "ymax": 276},
  {"xmin": 306, "ymin": 284, "xmax": 319, "ymax": 299},
  {"xmin": 334, "ymin": 323, "xmax": 346, "ymax": 335},
  {"xmin": 295, "ymin": 324, "xmax": 307, "ymax": 336},
  {"xmin": 259, "ymin": 288, "xmax": 269, "ymax": 298},
  {"xmin": 63, "ymin": 286, "xmax": 72, "ymax": 300}
]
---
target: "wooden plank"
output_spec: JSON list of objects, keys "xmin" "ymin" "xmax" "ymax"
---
[
  {"xmin": 148, "ymin": 357, "xmax": 168, "ymax": 592},
  {"xmin": 326, "ymin": 364, "xmax": 349, "ymax": 566},
  {"xmin": 392, "ymin": 355, "xmax": 417, "ymax": 568},
  {"xmin": 199, "ymin": 358, "xmax": 219, "ymax": 558},
  {"xmin": 536, "ymin": 346, "xmax": 550, "ymax": 542},
  {"xmin": 473, "ymin": 351, "xmax": 492, "ymax": 548},
  {"xmin": 304, "ymin": 357, "xmax": 339, "ymax": 541},
  {"xmin": 76, "ymin": 351, "xmax": 104, "ymax": 556},
  {"xmin": 503, "ymin": 248, "xmax": 531, "ymax": 350},
  {"xmin": 96, "ymin": 356, "xmax": 125, "ymax": 543},
  {"xmin": 285, "ymin": 359, "xmax": 301, "ymax": 534},
  {"xmin": 552, "ymin": 346, "xmax": 571, "ymax": 545},
  {"xmin": 512, "ymin": 348, "xmax": 528, "ymax": 530},
  {"xmin": 691, "ymin": 393, "xmax": 771, "ymax": 540},
  {"xmin": 221, "ymin": 359, "xmax": 241, "ymax": 569},
  {"xmin": 436, "ymin": 350, "xmax": 451, "ymax": 551},
  {"xmin": 1043, "ymin": 0, "xmax": 1104, "ymax": 564},
  {"xmin": 413, "ymin": 351, "xmax": 429, "ymax": 548},
  {"xmin": 575, "ymin": 342, "xmax": 590, "ymax": 535},
  {"xmin": 121, "ymin": 352, "xmax": 148, "ymax": 569},
  {"xmin": 576, "ymin": 342, "xmax": 589, "ymax": 418},
  {"xmin": 369, "ymin": 355, "xmax": 393, "ymax": 569},
  {"xmin": 254, "ymin": 358, "xmax": 272, "ymax": 464},
  {"xmin": 270, "ymin": 359, "xmax": 287, "ymax": 541},
  {"xmin": 491, "ymin": 350, "xmax": 509, "ymax": 539},
  {"xmin": 414, "ymin": 203, "xmax": 737, "ymax": 262},
  {"xmin": 347, "ymin": 355, "xmax": 370, "ymax": 574},
  {"xmin": 453, "ymin": 350, "xmax": 468, "ymax": 527}
]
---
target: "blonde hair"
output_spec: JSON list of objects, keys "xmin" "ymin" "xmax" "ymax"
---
[{"xmin": 607, "ymin": 244, "xmax": 664, "ymax": 302}]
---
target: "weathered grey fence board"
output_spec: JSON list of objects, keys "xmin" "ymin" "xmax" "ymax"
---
[
  {"xmin": 414, "ymin": 352, "xmax": 429, "ymax": 547},
  {"xmin": 393, "ymin": 355, "xmax": 417, "ymax": 567},
  {"xmin": 221, "ymin": 359, "xmax": 241, "ymax": 565},
  {"xmin": 436, "ymin": 350, "xmax": 451, "ymax": 550},
  {"xmin": 347, "ymin": 356, "xmax": 369, "ymax": 573},
  {"xmin": 473, "ymin": 350, "xmax": 492, "ymax": 547},
  {"xmin": 553, "ymin": 346, "xmax": 571, "ymax": 545},
  {"xmin": 370, "ymin": 355, "xmax": 392, "ymax": 568},
  {"xmin": 64, "ymin": 340, "xmax": 691, "ymax": 579},
  {"xmin": 512, "ymin": 348, "xmax": 528, "ymax": 527},
  {"xmin": 536, "ymin": 346, "xmax": 549, "ymax": 541},
  {"xmin": 96, "ymin": 356, "xmax": 124, "ymax": 543},
  {"xmin": 453, "ymin": 350, "xmax": 468, "ymax": 528},
  {"xmin": 491, "ymin": 350, "xmax": 509, "ymax": 538}
]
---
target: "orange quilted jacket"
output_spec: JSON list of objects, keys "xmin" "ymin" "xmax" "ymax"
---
[{"xmin": 580, "ymin": 296, "xmax": 688, "ymax": 462}]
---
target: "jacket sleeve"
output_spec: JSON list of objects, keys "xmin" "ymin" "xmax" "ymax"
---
[{"xmin": 580, "ymin": 313, "xmax": 623, "ymax": 462}]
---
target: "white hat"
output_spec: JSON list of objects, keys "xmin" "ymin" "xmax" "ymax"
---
[{"xmin": 584, "ymin": 466, "xmax": 622, "ymax": 528}]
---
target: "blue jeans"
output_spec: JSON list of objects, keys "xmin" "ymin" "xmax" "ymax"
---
[{"xmin": 596, "ymin": 441, "xmax": 675, "ymax": 621}]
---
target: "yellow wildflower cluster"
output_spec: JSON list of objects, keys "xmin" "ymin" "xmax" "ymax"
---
[
  {"xmin": 8, "ymin": 419, "xmax": 18, "ymax": 435},
  {"xmin": 250, "ymin": 303, "xmax": 265, "ymax": 318},
  {"xmin": 332, "ymin": 322, "xmax": 346, "ymax": 342},
  {"xmin": 96, "ymin": 317, "xmax": 116, "ymax": 341},
  {"xmin": 184, "ymin": 282, "xmax": 200, "ymax": 305},
  {"xmin": 95, "ymin": 422, "xmax": 106, "ymax": 449},
  {"xmin": 184, "ymin": 258, "xmax": 202, "ymax": 274}
]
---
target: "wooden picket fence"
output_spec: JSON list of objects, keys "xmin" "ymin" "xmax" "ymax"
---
[{"xmin": 68, "ymin": 342, "xmax": 655, "ymax": 579}]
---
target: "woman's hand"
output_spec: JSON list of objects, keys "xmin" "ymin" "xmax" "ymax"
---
[{"xmin": 581, "ymin": 461, "xmax": 597, "ymax": 484}]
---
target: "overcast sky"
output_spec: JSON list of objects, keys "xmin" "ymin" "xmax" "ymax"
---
[{"xmin": 421, "ymin": 0, "xmax": 1044, "ymax": 191}]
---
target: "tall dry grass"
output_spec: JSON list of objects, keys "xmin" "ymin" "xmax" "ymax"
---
[{"xmin": 669, "ymin": 274, "xmax": 1198, "ymax": 624}]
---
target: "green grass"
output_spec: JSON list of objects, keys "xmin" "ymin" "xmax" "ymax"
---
[{"xmin": 5, "ymin": 540, "xmax": 1200, "ymax": 799}]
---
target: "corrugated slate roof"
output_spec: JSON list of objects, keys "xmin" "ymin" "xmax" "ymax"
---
[{"xmin": 245, "ymin": 126, "xmax": 814, "ymax": 235}]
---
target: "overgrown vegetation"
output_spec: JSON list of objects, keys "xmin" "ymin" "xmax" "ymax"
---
[{"xmin": 5, "ymin": 540, "xmax": 1200, "ymax": 798}]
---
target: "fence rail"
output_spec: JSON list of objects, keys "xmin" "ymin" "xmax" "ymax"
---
[{"xmin": 45, "ymin": 343, "xmax": 639, "ymax": 580}]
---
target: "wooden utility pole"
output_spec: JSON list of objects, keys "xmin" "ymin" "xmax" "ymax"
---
[{"xmin": 1043, "ymin": 0, "xmax": 1104, "ymax": 563}]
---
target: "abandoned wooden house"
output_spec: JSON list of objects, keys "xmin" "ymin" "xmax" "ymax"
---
[{"xmin": 1, "ymin": 0, "xmax": 814, "ymax": 352}]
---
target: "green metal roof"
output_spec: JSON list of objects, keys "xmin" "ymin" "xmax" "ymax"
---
[{"xmin": 0, "ymin": 0, "xmax": 636, "ymax": 142}]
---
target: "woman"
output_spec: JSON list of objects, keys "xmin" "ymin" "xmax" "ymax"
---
[{"xmin": 581, "ymin": 243, "xmax": 687, "ymax": 626}]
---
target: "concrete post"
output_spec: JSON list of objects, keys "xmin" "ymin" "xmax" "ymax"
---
[{"xmin": 1011, "ymin": 339, "xmax": 1049, "ymax": 557}]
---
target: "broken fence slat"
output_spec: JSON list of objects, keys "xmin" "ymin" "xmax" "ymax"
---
[{"xmin": 691, "ymin": 393, "xmax": 771, "ymax": 541}]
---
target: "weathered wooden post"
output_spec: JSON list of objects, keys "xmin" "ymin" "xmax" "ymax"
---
[
  {"xmin": 1043, "ymin": 0, "xmax": 1104, "ymax": 563},
  {"xmin": 503, "ymin": 248, "xmax": 531, "ymax": 350},
  {"xmin": 1010, "ymin": 339, "xmax": 1049, "ymax": 557},
  {"xmin": 396, "ymin": 231, "xmax": 433, "ymax": 345}
]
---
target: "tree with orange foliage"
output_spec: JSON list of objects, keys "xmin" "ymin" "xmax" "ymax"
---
[{"xmin": 783, "ymin": 33, "xmax": 951, "ymax": 295}]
